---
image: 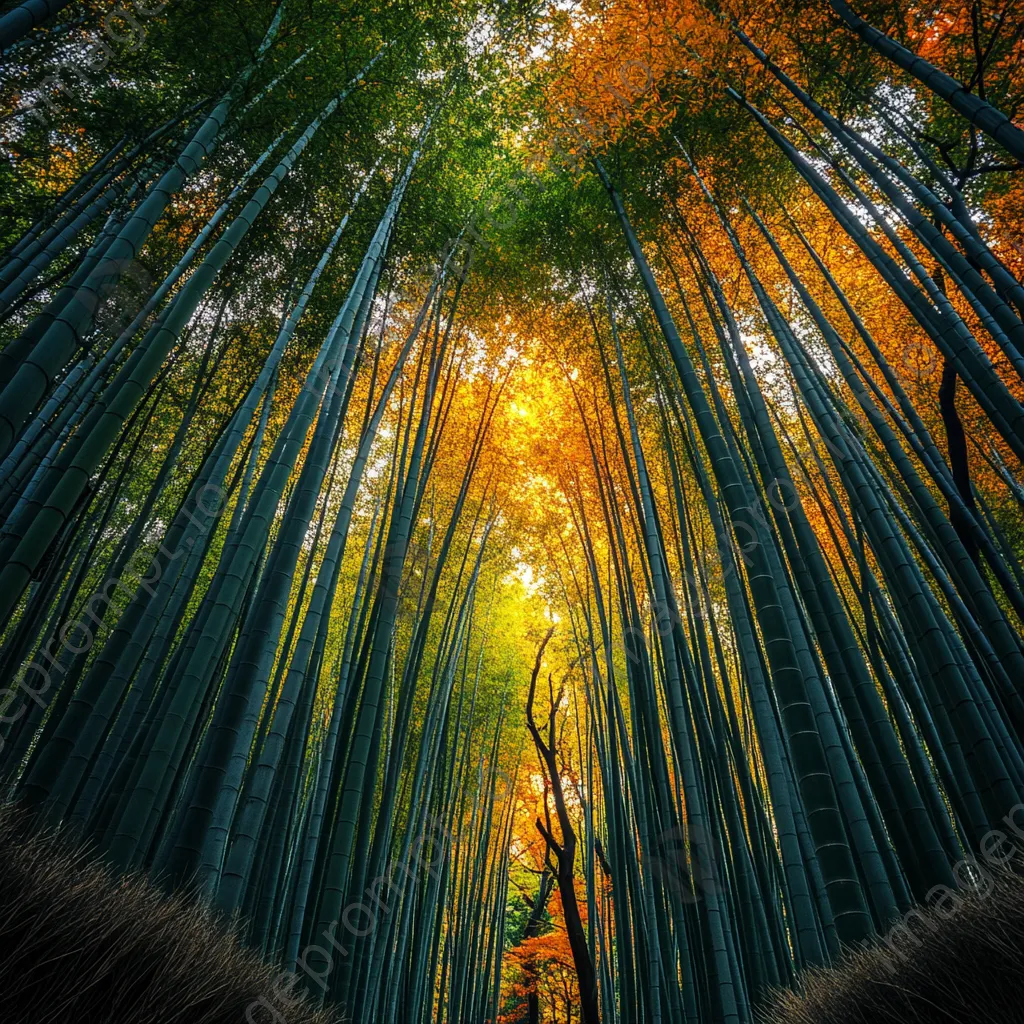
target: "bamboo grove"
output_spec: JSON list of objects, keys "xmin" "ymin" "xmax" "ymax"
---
[{"xmin": 2, "ymin": 0, "xmax": 1024, "ymax": 1021}]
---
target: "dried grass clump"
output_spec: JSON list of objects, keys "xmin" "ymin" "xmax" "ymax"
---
[
  {"xmin": 0, "ymin": 800, "xmax": 338, "ymax": 1024},
  {"xmin": 762, "ymin": 870, "xmax": 1024, "ymax": 1023}
]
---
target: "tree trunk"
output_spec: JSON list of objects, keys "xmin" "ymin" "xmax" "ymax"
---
[
  {"xmin": 939, "ymin": 357, "xmax": 981, "ymax": 565},
  {"xmin": 526, "ymin": 629, "xmax": 601, "ymax": 1024}
]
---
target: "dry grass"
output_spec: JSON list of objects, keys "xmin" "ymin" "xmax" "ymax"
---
[
  {"xmin": 6, "ymin": 793, "xmax": 1023, "ymax": 1024},
  {"xmin": 0, "ymin": 800, "xmax": 338, "ymax": 1024},
  {"xmin": 762, "ymin": 869, "xmax": 1024, "ymax": 1023}
]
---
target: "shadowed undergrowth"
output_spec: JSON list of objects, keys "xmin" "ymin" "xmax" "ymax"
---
[
  {"xmin": 763, "ymin": 868, "xmax": 1024, "ymax": 1024},
  {"xmin": 3, "ymin": 788, "xmax": 1024, "ymax": 1022},
  {"xmin": 0, "ymin": 800, "xmax": 337, "ymax": 1024}
]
